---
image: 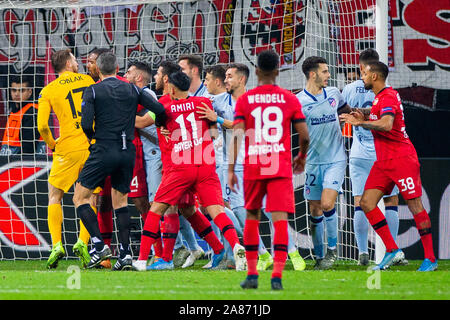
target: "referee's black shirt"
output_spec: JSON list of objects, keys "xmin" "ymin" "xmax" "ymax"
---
[{"xmin": 81, "ymin": 77, "xmax": 166, "ymax": 143}]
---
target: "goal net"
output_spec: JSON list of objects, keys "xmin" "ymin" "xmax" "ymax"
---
[{"xmin": 0, "ymin": 0, "xmax": 378, "ymax": 262}]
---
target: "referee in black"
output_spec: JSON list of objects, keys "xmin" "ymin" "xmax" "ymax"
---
[{"xmin": 73, "ymin": 52, "xmax": 166, "ymax": 270}]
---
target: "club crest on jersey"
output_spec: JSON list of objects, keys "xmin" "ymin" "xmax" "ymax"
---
[
  {"xmin": 328, "ymin": 98, "xmax": 336, "ymax": 108},
  {"xmin": 373, "ymin": 98, "xmax": 379, "ymax": 105}
]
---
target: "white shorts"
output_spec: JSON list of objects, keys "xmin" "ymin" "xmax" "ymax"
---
[{"xmin": 303, "ymin": 161, "xmax": 346, "ymax": 201}]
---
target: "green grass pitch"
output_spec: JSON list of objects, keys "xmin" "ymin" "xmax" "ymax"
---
[{"xmin": 0, "ymin": 259, "xmax": 448, "ymax": 300}]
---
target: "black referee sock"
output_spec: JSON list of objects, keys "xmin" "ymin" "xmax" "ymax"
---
[
  {"xmin": 115, "ymin": 206, "xmax": 131, "ymax": 259},
  {"xmin": 76, "ymin": 203, "xmax": 105, "ymax": 252}
]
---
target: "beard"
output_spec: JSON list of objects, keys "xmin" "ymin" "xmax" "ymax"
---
[
  {"xmin": 226, "ymin": 87, "xmax": 234, "ymax": 95},
  {"xmin": 363, "ymin": 81, "xmax": 373, "ymax": 90}
]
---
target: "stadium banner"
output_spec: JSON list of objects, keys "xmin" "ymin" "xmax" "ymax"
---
[
  {"xmin": 0, "ymin": 0, "xmax": 448, "ymax": 104},
  {"xmin": 0, "ymin": 155, "xmax": 448, "ymax": 260}
]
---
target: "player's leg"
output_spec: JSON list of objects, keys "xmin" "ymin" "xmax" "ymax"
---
[
  {"xmin": 109, "ymin": 186, "xmax": 134, "ymax": 271},
  {"xmin": 349, "ymin": 158, "xmax": 370, "ymax": 264},
  {"xmin": 97, "ymin": 179, "xmax": 113, "ymax": 248},
  {"xmin": 390, "ymin": 155, "xmax": 436, "ymax": 271},
  {"xmin": 181, "ymin": 205, "xmax": 225, "ymax": 269},
  {"xmin": 240, "ymin": 208, "xmax": 261, "ymax": 289},
  {"xmin": 265, "ymin": 178, "xmax": 295, "ymax": 290},
  {"xmin": 160, "ymin": 206, "xmax": 180, "ymax": 266},
  {"xmin": 406, "ymin": 197, "xmax": 437, "ymax": 271},
  {"xmin": 46, "ymin": 183, "xmax": 65, "ymax": 269},
  {"xmin": 319, "ymin": 160, "xmax": 347, "ymax": 269},
  {"xmin": 304, "ymin": 163, "xmax": 325, "ymax": 267},
  {"xmin": 74, "ymin": 183, "xmax": 111, "ymax": 269}
]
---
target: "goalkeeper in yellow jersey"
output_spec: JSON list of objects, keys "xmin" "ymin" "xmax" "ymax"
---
[{"xmin": 38, "ymin": 49, "xmax": 96, "ymax": 269}]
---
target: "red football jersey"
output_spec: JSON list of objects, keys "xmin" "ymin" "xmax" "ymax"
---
[
  {"xmin": 157, "ymin": 94, "xmax": 173, "ymax": 169},
  {"xmin": 369, "ymin": 87, "xmax": 416, "ymax": 161},
  {"xmin": 165, "ymin": 96, "xmax": 215, "ymax": 167},
  {"xmin": 234, "ymin": 84, "xmax": 305, "ymax": 180}
]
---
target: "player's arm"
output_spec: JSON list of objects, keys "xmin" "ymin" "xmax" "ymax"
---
[
  {"xmin": 137, "ymin": 87, "xmax": 166, "ymax": 127},
  {"xmin": 135, "ymin": 108, "xmax": 155, "ymax": 129},
  {"xmin": 37, "ymin": 90, "xmax": 56, "ymax": 150},
  {"xmin": 81, "ymin": 86, "xmax": 96, "ymax": 141},
  {"xmin": 339, "ymin": 110, "xmax": 394, "ymax": 132},
  {"xmin": 293, "ymin": 120, "xmax": 310, "ymax": 174},
  {"xmin": 197, "ymin": 102, "xmax": 233, "ymax": 129}
]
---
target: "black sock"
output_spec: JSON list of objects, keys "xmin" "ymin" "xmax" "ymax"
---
[
  {"xmin": 115, "ymin": 206, "xmax": 131, "ymax": 259},
  {"xmin": 77, "ymin": 203, "xmax": 104, "ymax": 252}
]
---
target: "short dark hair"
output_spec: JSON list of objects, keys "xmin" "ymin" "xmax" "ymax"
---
[
  {"xmin": 96, "ymin": 52, "xmax": 118, "ymax": 75},
  {"xmin": 129, "ymin": 61, "xmax": 152, "ymax": 82},
  {"xmin": 168, "ymin": 71, "xmax": 191, "ymax": 92},
  {"xmin": 359, "ymin": 48, "xmax": 379, "ymax": 64},
  {"xmin": 205, "ymin": 64, "xmax": 226, "ymax": 83},
  {"xmin": 302, "ymin": 56, "xmax": 327, "ymax": 79},
  {"xmin": 91, "ymin": 48, "xmax": 111, "ymax": 58},
  {"xmin": 177, "ymin": 54, "xmax": 203, "ymax": 76},
  {"xmin": 9, "ymin": 74, "xmax": 33, "ymax": 87},
  {"xmin": 367, "ymin": 61, "xmax": 389, "ymax": 80},
  {"xmin": 228, "ymin": 63, "xmax": 250, "ymax": 84},
  {"xmin": 257, "ymin": 50, "xmax": 279, "ymax": 72},
  {"xmin": 160, "ymin": 60, "xmax": 181, "ymax": 77},
  {"xmin": 51, "ymin": 49, "xmax": 72, "ymax": 73}
]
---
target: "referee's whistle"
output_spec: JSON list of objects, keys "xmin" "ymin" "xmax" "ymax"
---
[{"xmin": 121, "ymin": 131, "xmax": 127, "ymax": 150}]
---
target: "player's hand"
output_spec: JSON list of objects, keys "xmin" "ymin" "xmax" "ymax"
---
[
  {"xmin": 339, "ymin": 112, "xmax": 363, "ymax": 126},
  {"xmin": 160, "ymin": 126, "xmax": 170, "ymax": 142},
  {"xmin": 228, "ymin": 170, "xmax": 239, "ymax": 194},
  {"xmin": 293, "ymin": 154, "xmax": 306, "ymax": 174},
  {"xmin": 196, "ymin": 102, "xmax": 217, "ymax": 122}
]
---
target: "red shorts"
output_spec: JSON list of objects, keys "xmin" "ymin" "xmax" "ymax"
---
[
  {"xmin": 244, "ymin": 177, "xmax": 295, "ymax": 213},
  {"xmin": 155, "ymin": 164, "xmax": 223, "ymax": 207},
  {"xmin": 178, "ymin": 190, "xmax": 196, "ymax": 208},
  {"xmin": 129, "ymin": 144, "xmax": 148, "ymax": 198},
  {"xmin": 364, "ymin": 154, "xmax": 422, "ymax": 200}
]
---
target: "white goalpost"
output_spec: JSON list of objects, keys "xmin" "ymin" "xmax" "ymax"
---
[{"xmin": 0, "ymin": 0, "xmax": 384, "ymax": 263}]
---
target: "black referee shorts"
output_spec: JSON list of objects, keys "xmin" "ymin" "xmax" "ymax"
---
[{"xmin": 78, "ymin": 141, "xmax": 136, "ymax": 194}]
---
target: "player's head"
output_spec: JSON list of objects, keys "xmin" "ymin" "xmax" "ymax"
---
[
  {"xmin": 51, "ymin": 49, "xmax": 78, "ymax": 74},
  {"xmin": 154, "ymin": 60, "xmax": 181, "ymax": 91},
  {"xmin": 361, "ymin": 60, "xmax": 389, "ymax": 90},
  {"xmin": 345, "ymin": 67, "xmax": 360, "ymax": 83},
  {"xmin": 167, "ymin": 71, "xmax": 191, "ymax": 96},
  {"xmin": 255, "ymin": 50, "xmax": 279, "ymax": 81},
  {"xmin": 302, "ymin": 56, "xmax": 329, "ymax": 89},
  {"xmin": 177, "ymin": 54, "xmax": 203, "ymax": 80},
  {"xmin": 125, "ymin": 61, "xmax": 152, "ymax": 87},
  {"xmin": 225, "ymin": 63, "xmax": 249, "ymax": 95},
  {"xmin": 9, "ymin": 74, "xmax": 33, "ymax": 104},
  {"xmin": 87, "ymin": 48, "xmax": 111, "ymax": 80},
  {"xmin": 359, "ymin": 48, "xmax": 379, "ymax": 73},
  {"xmin": 96, "ymin": 52, "xmax": 118, "ymax": 77},
  {"xmin": 204, "ymin": 64, "xmax": 226, "ymax": 95}
]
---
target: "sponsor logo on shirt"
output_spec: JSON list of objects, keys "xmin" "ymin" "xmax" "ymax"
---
[{"xmin": 310, "ymin": 113, "xmax": 336, "ymax": 125}]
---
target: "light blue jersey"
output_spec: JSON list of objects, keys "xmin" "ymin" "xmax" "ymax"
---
[
  {"xmin": 213, "ymin": 92, "xmax": 245, "ymax": 167},
  {"xmin": 296, "ymin": 87, "xmax": 347, "ymax": 165},
  {"xmin": 341, "ymin": 79, "xmax": 376, "ymax": 160}
]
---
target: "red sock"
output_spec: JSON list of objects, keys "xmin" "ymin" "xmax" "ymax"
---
[
  {"xmin": 138, "ymin": 211, "xmax": 162, "ymax": 261},
  {"xmin": 162, "ymin": 213, "xmax": 180, "ymax": 262},
  {"xmin": 98, "ymin": 210, "xmax": 113, "ymax": 247},
  {"xmin": 272, "ymin": 220, "xmax": 288, "ymax": 279},
  {"xmin": 187, "ymin": 209, "xmax": 224, "ymax": 254},
  {"xmin": 213, "ymin": 212, "xmax": 239, "ymax": 249},
  {"xmin": 141, "ymin": 211, "xmax": 148, "ymax": 224},
  {"xmin": 244, "ymin": 219, "xmax": 260, "ymax": 276},
  {"xmin": 413, "ymin": 210, "xmax": 435, "ymax": 262},
  {"xmin": 366, "ymin": 207, "xmax": 398, "ymax": 252},
  {"xmin": 153, "ymin": 236, "xmax": 163, "ymax": 257}
]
